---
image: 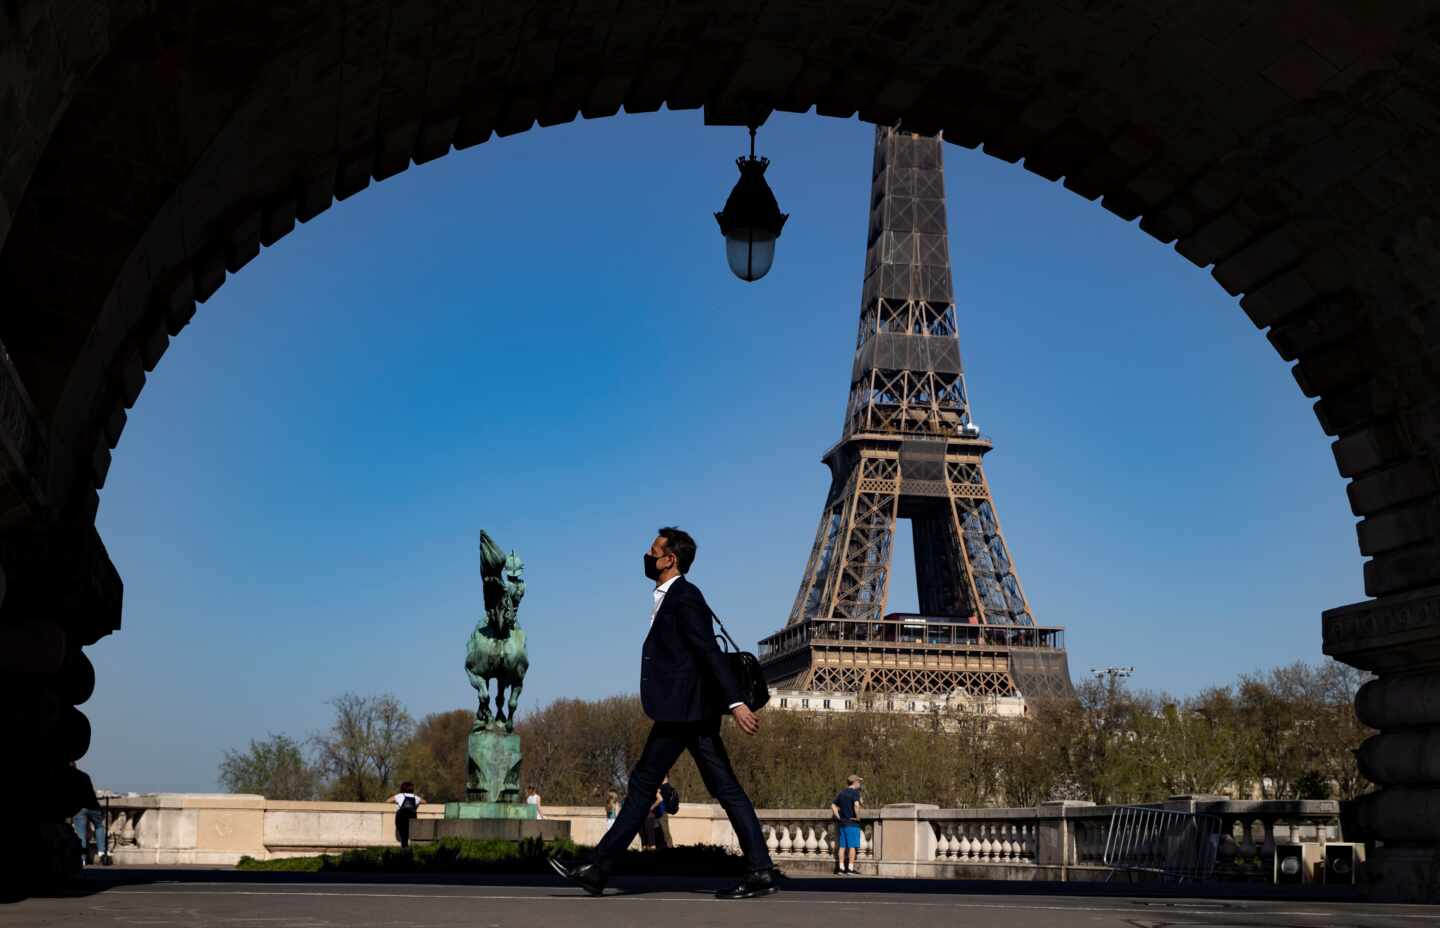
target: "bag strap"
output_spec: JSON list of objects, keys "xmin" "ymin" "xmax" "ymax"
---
[{"xmin": 708, "ymin": 607, "xmax": 742, "ymax": 653}]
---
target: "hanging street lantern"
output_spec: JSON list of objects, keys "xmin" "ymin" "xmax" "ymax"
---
[{"xmin": 714, "ymin": 125, "xmax": 789, "ymax": 282}]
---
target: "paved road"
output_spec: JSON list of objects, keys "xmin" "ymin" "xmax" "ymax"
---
[{"xmin": 8, "ymin": 869, "xmax": 1434, "ymax": 928}]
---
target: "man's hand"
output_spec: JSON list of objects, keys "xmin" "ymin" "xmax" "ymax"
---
[{"xmin": 732, "ymin": 703, "xmax": 760, "ymax": 735}]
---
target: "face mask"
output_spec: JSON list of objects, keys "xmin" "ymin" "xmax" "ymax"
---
[{"xmin": 644, "ymin": 554, "xmax": 662, "ymax": 581}]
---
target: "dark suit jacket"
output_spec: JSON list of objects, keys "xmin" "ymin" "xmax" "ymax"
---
[{"xmin": 640, "ymin": 575, "xmax": 745, "ymax": 723}]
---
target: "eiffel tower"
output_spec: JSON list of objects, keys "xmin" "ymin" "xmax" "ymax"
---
[{"xmin": 758, "ymin": 126, "xmax": 1073, "ymax": 710}]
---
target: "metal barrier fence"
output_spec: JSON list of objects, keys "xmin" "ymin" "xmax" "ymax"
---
[{"xmin": 1102, "ymin": 806, "xmax": 1221, "ymax": 883}]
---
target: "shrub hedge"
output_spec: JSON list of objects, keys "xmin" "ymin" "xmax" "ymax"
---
[{"xmin": 234, "ymin": 837, "xmax": 747, "ymax": 876}]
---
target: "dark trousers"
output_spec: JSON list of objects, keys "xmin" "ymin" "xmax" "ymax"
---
[
  {"xmin": 641, "ymin": 811, "xmax": 675, "ymax": 849},
  {"xmin": 592, "ymin": 718, "xmax": 772, "ymax": 874},
  {"xmin": 395, "ymin": 812, "xmax": 413, "ymax": 848}
]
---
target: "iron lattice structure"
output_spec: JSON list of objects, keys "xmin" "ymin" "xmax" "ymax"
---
[{"xmin": 759, "ymin": 127, "xmax": 1073, "ymax": 705}]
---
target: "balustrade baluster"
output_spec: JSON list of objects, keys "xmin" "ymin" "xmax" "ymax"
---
[
  {"xmin": 1238, "ymin": 819, "xmax": 1257, "ymax": 861},
  {"xmin": 765, "ymin": 824, "xmax": 779, "ymax": 856},
  {"xmin": 779, "ymin": 825, "xmax": 793, "ymax": 855},
  {"xmin": 804, "ymin": 825, "xmax": 818, "ymax": 856}
]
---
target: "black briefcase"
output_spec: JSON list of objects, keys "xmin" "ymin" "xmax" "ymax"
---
[{"xmin": 710, "ymin": 609, "xmax": 771, "ymax": 712}]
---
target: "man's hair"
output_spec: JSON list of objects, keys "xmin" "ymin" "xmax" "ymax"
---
[
  {"xmin": 847, "ymin": 774, "xmax": 863, "ymax": 786},
  {"xmin": 657, "ymin": 526, "xmax": 697, "ymax": 573},
  {"xmin": 400, "ymin": 781, "xmax": 415, "ymax": 793}
]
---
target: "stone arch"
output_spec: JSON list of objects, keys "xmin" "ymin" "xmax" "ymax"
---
[{"xmin": 5, "ymin": 0, "xmax": 1440, "ymax": 894}]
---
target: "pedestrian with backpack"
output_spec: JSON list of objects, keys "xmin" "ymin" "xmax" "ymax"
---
[
  {"xmin": 387, "ymin": 781, "xmax": 424, "ymax": 849},
  {"xmin": 643, "ymin": 774, "xmax": 681, "ymax": 849},
  {"xmin": 659, "ymin": 775, "xmax": 680, "ymax": 846}
]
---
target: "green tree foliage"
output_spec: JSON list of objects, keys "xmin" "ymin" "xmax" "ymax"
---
[
  {"xmin": 222, "ymin": 661, "xmax": 1372, "ymax": 808},
  {"xmin": 218, "ymin": 733, "xmax": 322, "ymax": 800},
  {"xmin": 398, "ymin": 709, "xmax": 474, "ymax": 802},
  {"xmin": 511, "ymin": 660, "xmax": 1371, "ymax": 809}
]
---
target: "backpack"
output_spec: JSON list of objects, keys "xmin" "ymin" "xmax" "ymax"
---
[
  {"xmin": 663, "ymin": 785, "xmax": 680, "ymax": 815},
  {"xmin": 399, "ymin": 794, "xmax": 418, "ymax": 816}
]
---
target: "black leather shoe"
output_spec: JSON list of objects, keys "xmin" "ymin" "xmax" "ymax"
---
[
  {"xmin": 716, "ymin": 867, "xmax": 780, "ymax": 900},
  {"xmin": 548, "ymin": 857, "xmax": 606, "ymax": 896}
]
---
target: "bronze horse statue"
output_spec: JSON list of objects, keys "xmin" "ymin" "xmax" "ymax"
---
[{"xmin": 465, "ymin": 530, "xmax": 529, "ymax": 732}]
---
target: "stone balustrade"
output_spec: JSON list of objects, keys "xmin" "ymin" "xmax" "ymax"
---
[
  {"xmin": 96, "ymin": 792, "xmax": 1349, "ymax": 883},
  {"xmin": 102, "ymin": 793, "xmax": 446, "ymax": 865},
  {"xmin": 757, "ymin": 810, "xmax": 874, "ymax": 870}
]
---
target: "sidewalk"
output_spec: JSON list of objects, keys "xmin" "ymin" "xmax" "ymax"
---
[{"xmin": 6, "ymin": 865, "xmax": 1409, "ymax": 928}]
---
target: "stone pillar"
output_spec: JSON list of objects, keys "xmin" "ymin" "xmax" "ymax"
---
[
  {"xmin": 0, "ymin": 517, "xmax": 122, "ymax": 895},
  {"xmin": 1037, "ymin": 799, "xmax": 1094, "ymax": 878},
  {"xmin": 874, "ymin": 803, "xmax": 938, "ymax": 877},
  {"xmin": 0, "ymin": 337, "xmax": 124, "ymax": 893},
  {"xmin": 1324, "ymin": 585, "xmax": 1440, "ymax": 902}
]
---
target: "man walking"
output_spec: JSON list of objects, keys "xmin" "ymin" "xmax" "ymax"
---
[
  {"xmin": 831, "ymin": 775, "xmax": 864, "ymax": 874},
  {"xmin": 551, "ymin": 528, "xmax": 778, "ymax": 899}
]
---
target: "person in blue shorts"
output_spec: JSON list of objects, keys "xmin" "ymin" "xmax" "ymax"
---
[{"xmin": 830, "ymin": 774, "xmax": 865, "ymax": 874}]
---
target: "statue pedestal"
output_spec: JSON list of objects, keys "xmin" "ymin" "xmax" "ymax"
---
[
  {"xmin": 466, "ymin": 729, "xmax": 522, "ymax": 803},
  {"xmin": 413, "ymin": 802, "xmax": 570, "ymax": 844},
  {"xmin": 408, "ymin": 727, "xmax": 571, "ymax": 845},
  {"xmin": 445, "ymin": 801, "xmax": 537, "ymax": 820}
]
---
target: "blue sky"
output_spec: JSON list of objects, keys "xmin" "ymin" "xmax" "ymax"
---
[{"xmin": 88, "ymin": 110, "xmax": 1362, "ymax": 793}]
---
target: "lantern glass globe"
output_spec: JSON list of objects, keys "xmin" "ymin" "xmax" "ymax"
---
[{"xmin": 725, "ymin": 230, "xmax": 777, "ymax": 282}]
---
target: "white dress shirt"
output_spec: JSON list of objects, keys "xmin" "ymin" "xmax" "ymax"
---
[
  {"xmin": 651, "ymin": 575, "xmax": 680, "ymax": 625},
  {"xmin": 650, "ymin": 575, "xmax": 743, "ymax": 711}
]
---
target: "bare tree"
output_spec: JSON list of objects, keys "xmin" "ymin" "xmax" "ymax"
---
[
  {"xmin": 369, "ymin": 693, "xmax": 414, "ymax": 795},
  {"xmin": 313, "ymin": 692, "xmax": 415, "ymax": 801}
]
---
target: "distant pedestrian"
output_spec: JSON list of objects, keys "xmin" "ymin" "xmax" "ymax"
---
[
  {"xmin": 526, "ymin": 785, "xmax": 544, "ymax": 819},
  {"xmin": 657, "ymin": 774, "xmax": 679, "ymax": 847},
  {"xmin": 603, "ymin": 790, "xmax": 620, "ymax": 833},
  {"xmin": 641, "ymin": 775, "xmax": 676, "ymax": 850},
  {"xmin": 831, "ymin": 775, "xmax": 864, "ymax": 874},
  {"xmin": 70, "ymin": 763, "xmax": 105, "ymax": 866},
  {"xmin": 386, "ymin": 781, "xmax": 424, "ymax": 849}
]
